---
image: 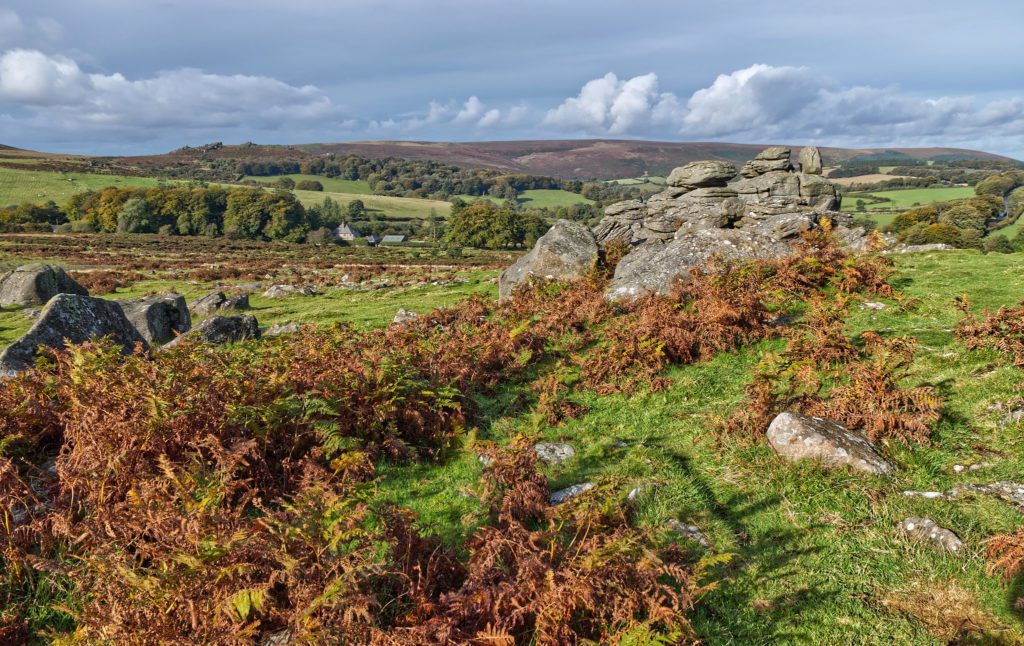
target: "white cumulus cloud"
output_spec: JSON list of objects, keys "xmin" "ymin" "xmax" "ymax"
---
[
  {"xmin": 542, "ymin": 65, "xmax": 1024, "ymax": 152},
  {"xmin": 543, "ymin": 72, "xmax": 680, "ymax": 135},
  {"xmin": 0, "ymin": 48, "xmax": 342, "ymax": 137}
]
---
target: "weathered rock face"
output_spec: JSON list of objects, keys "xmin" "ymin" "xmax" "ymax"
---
[
  {"xmin": 118, "ymin": 293, "xmax": 191, "ymax": 344},
  {"xmin": 741, "ymin": 146, "xmax": 793, "ymax": 178},
  {"xmin": 163, "ymin": 314, "xmax": 260, "ymax": 348},
  {"xmin": 191, "ymin": 292, "xmax": 250, "ymax": 317},
  {"xmin": 573, "ymin": 146, "xmax": 851, "ymax": 299},
  {"xmin": 0, "ymin": 264, "xmax": 88, "ymax": 308},
  {"xmin": 263, "ymin": 285, "xmax": 317, "ymax": 299},
  {"xmin": 766, "ymin": 412, "xmax": 894, "ymax": 475},
  {"xmin": 607, "ymin": 228, "xmax": 794, "ymax": 300},
  {"xmin": 667, "ymin": 160, "xmax": 737, "ymax": 189},
  {"xmin": 0, "ymin": 294, "xmax": 148, "ymax": 374},
  {"xmin": 498, "ymin": 219, "xmax": 599, "ymax": 301},
  {"xmin": 799, "ymin": 146, "xmax": 823, "ymax": 175}
]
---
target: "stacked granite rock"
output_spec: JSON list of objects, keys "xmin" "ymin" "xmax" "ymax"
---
[
  {"xmin": 501, "ymin": 146, "xmax": 871, "ymax": 301},
  {"xmin": 592, "ymin": 146, "xmax": 841, "ymax": 249}
]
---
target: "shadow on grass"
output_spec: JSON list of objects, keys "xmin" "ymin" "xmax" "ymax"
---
[{"xmin": 664, "ymin": 450, "xmax": 830, "ymax": 643}]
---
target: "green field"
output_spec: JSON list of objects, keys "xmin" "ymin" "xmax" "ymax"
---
[
  {"xmin": 0, "ymin": 167, "xmax": 167, "ymax": 207},
  {"xmin": 242, "ymin": 174, "xmax": 374, "ymax": 194},
  {"xmin": 291, "ymin": 188, "xmax": 451, "ymax": 220},
  {"xmin": 849, "ymin": 187, "xmax": 976, "ymax": 213},
  {"xmin": 455, "ymin": 188, "xmax": 591, "ymax": 209}
]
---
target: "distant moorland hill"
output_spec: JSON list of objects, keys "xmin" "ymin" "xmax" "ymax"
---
[{"xmin": 2, "ymin": 140, "xmax": 1016, "ymax": 181}]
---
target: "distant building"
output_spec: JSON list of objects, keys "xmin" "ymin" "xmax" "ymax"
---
[
  {"xmin": 364, "ymin": 234, "xmax": 381, "ymax": 245},
  {"xmin": 380, "ymin": 234, "xmax": 407, "ymax": 244},
  {"xmin": 334, "ymin": 223, "xmax": 362, "ymax": 241}
]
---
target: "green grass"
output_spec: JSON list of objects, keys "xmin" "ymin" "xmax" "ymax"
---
[
  {"xmin": 376, "ymin": 248, "xmax": 1024, "ymax": 642},
  {"xmin": 0, "ymin": 167, "xmax": 168, "ymax": 207},
  {"xmin": 4, "ymin": 229, "xmax": 1024, "ymax": 640},
  {"xmin": 241, "ymin": 174, "xmax": 374, "ymax": 194}
]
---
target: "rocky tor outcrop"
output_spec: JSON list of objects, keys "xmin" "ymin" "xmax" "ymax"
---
[
  {"xmin": 118, "ymin": 293, "xmax": 191, "ymax": 344},
  {"xmin": 500, "ymin": 147, "xmax": 864, "ymax": 301},
  {"xmin": 0, "ymin": 264, "xmax": 88, "ymax": 308},
  {"xmin": 1, "ymin": 294, "xmax": 148, "ymax": 374}
]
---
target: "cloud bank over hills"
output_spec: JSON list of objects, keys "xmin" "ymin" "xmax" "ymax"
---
[{"xmin": 0, "ymin": 2, "xmax": 1021, "ymax": 157}]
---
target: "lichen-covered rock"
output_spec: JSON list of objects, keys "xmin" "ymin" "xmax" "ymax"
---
[
  {"xmin": 666, "ymin": 160, "xmax": 737, "ymax": 189},
  {"xmin": 162, "ymin": 314, "xmax": 260, "ymax": 348},
  {"xmin": 0, "ymin": 264, "xmax": 88, "ymax": 307},
  {"xmin": 498, "ymin": 219, "xmax": 599, "ymax": 301},
  {"xmin": 607, "ymin": 228, "xmax": 792, "ymax": 299},
  {"xmin": 263, "ymin": 285, "xmax": 317, "ymax": 299},
  {"xmin": 0, "ymin": 294, "xmax": 147, "ymax": 374},
  {"xmin": 766, "ymin": 412, "xmax": 894, "ymax": 475},
  {"xmin": 898, "ymin": 517, "xmax": 964, "ymax": 553},
  {"xmin": 549, "ymin": 482, "xmax": 594, "ymax": 505},
  {"xmin": 264, "ymin": 322, "xmax": 301, "ymax": 338},
  {"xmin": 118, "ymin": 293, "xmax": 191, "ymax": 344},
  {"xmin": 799, "ymin": 146, "xmax": 823, "ymax": 174},
  {"xmin": 741, "ymin": 146, "xmax": 793, "ymax": 177},
  {"xmin": 534, "ymin": 442, "xmax": 575, "ymax": 465},
  {"xmin": 190, "ymin": 292, "xmax": 250, "ymax": 316},
  {"xmin": 392, "ymin": 308, "xmax": 419, "ymax": 325}
]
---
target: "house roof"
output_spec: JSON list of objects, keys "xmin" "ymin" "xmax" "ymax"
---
[
  {"xmin": 335, "ymin": 224, "xmax": 361, "ymax": 237},
  {"xmin": 381, "ymin": 234, "xmax": 406, "ymax": 243}
]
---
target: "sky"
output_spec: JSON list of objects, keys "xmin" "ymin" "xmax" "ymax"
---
[{"xmin": 0, "ymin": 0, "xmax": 1022, "ymax": 158}]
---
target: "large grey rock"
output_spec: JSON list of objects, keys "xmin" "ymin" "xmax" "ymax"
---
[
  {"xmin": 118, "ymin": 293, "xmax": 191, "ymax": 344},
  {"xmin": 799, "ymin": 146, "xmax": 823, "ymax": 175},
  {"xmin": 898, "ymin": 517, "xmax": 964, "ymax": 553},
  {"xmin": 741, "ymin": 147, "xmax": 793, "ymax": 177},
  {"xmin": 607, "ymin": 228, "xmax": 793, "ymax": 299},
  {"xmin": 0, "ymin": 264, "xmax": 88, "ymax": 307},
  {"xmin": 0, "ymin": 294, "xmax": 148, "ymax": 373},
  {"xmin": 190, "ymin": 292, "xmax": 250, "ymax": 317},
  {"xmin": 667, "ymin": 160, "xmax": 737, "ymax": 189},
  {"xmin": 766, "ymin": 412, "xmax": 894, "ymax": 475},
  {"xmin": 162, "ymin": 315, "xmax": 260, "ymax": 349},
  {"xmin": 498, "ymin": 219, "xmax": 599, "ymax": 301}
]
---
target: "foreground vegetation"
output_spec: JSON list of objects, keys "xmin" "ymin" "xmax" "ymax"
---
[{"xmin": 1, "ymin": 227, "xmax": 1024, "ymax": 642}]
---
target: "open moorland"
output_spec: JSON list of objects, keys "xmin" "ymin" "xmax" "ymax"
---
[{"xmin": 3, "ymin": 231, "xmax": 1024, "ymax": 643}]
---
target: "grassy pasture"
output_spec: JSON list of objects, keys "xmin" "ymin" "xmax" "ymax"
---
[
  {"xmin": 0, "ymin": 167, "xmax": 167, "ymax": 207},
  {"xmin": 291, "ymin": 188, "xmax": 451, "ymax": 219},
  {"xmin": 848, "ymin": 187, "xmax": 976, "ymax": 213}
]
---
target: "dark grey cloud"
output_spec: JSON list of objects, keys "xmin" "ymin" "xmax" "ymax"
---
[{"xmin": 0, "ymin": 0, "xmax": 1021, "ymax": 157}]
